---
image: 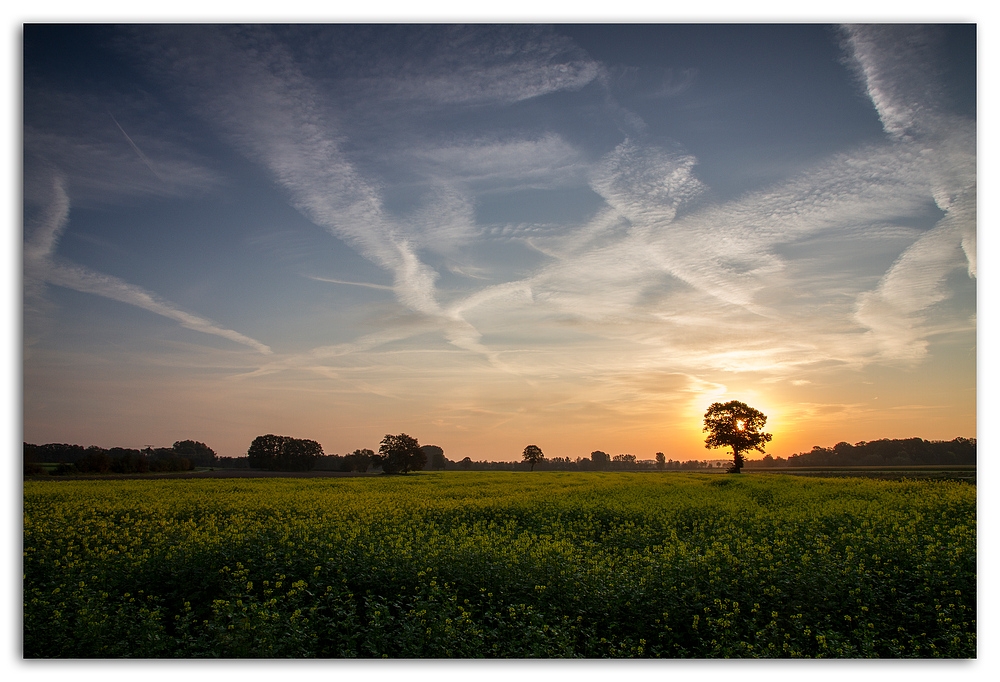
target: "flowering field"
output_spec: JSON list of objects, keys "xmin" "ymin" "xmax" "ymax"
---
[{"xmin": 23, "ymin": 472, "xmax": 975, "ymax": 658}]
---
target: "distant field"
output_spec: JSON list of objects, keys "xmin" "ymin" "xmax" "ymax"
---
[
  {"xmin": 29, "ymin": 465, "xmax": 375, "ymax": 479},
  {"xmin": 746, "ymin": 465, "xmax": 976, "ymax": 483},
  {"xmin": 29, "ymin": 464, "xmax": 977, "ymax": 482},
  {"xmin": 24, "ymin": 472, "xmax": 975, "ymax": 658}
]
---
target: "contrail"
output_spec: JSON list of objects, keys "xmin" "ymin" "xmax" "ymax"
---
[
  {"xmin": 110, "ymin": 113, "xmax": 165, "ymax": 181},
  {"xmin": 46, "ymin": 261, "xmax": 273, "ymax": 355},
  {"xmin": 306, "ymin": 275, "xmax": 394, "ymax": 290}
]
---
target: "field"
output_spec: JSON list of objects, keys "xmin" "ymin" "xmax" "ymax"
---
[
  {"xmin": 23, "ymin": 472, "xmax": 976, "ymax": 658},
  {"xmin": 747, "ymin": 465, "xmax": 976, "ymax": 483}
]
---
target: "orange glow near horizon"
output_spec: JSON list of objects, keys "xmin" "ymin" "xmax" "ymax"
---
[{"xmin": 21, "ymin": 26, "xmax": 976, "ymax": 463}]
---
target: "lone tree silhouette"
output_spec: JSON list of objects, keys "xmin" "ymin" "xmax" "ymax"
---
[
  {"xmin": 522, "ymin": 444, "xmax": 545, "ymax": 471},
  {"xmin": 377, "ymin": 433, "xmax": 426, "ymax": 474},
  {"xmin": 703, "ymin": 401, "xmax": 772, "ymax": 474}
]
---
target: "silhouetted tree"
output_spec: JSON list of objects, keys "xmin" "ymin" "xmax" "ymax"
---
[
  {"xmin": 23, "ymin": 444, "xmax": 45, "ymax": 476},
  {"xmin": 703, "ymin": 401, "xmax": 773, "ymax": 474},
  {"xmin": 109, "ymin": 447, "xmax": 148, "ymax": 473},
  {"xmin": 377, "ymin": 433, "xmax": 426, "ymax": 474},
  {"xmin": 31, "ymin": 443, "xmax": 87, "ymax": 465},
  {"xmin": 458, "ymin": 456, "xmax": 473, "ymax": 469},
  {"xmin": 612, "ymin": 453, "xmax": 637, "ymax": 469},
  {"xmin": 172, "ymin": 440, "xmax": 217, "ymax": 467},
  {"xmin": 213, "ymin": 456, "xmax": 248, "ymax": 469},
  {"xmin": 782, "ymin": 437, "xmax": 975, "ymax": 467},
  {"xmin": 343, "ymin": 448, "xmax": 376, "ymax": 472},
  {"xmin": 655, "ymin": 452, "xmax": 665, "ymax": 470},
  {"xmin": 522, "ymin": 444, "xmax": 545, "ymax": 471},
  {"xmin": 421, "ymin": 445, "xmax": 447, "ymax": 470},
  {"xmin": 147, "ymin": 447, "xmax": 193, "ymax": 472},
  {"xmin": 590, "ymin": 450, "xmax": 610, "ymax": 470},
  {"xmin": 247, "ymin": 435, "xmax": 323, "ymax": 471},
  {"xmin": 76, "ymin": 446, "xmax": 112, "ymax": 474},
  {"xmin": 757, "ymin": 454, "xmax": 777, "ymax": 468}
]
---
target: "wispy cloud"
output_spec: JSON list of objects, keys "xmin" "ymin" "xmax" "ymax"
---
[
  {"xmin": 24, "ymin": 170, "xmax": 272, "ymax": 355},
  {"xmin": 121, "ymin": 24, "xmax": 974, "ymax": 384},
  {"xmin": 324, "ymin": 25, "xmax": 600, "ymax": 107},
  {"xmin": 409, "ymin": 134, "xmax": 588, "ymax": 191},
  {"xmin": 840, "ymin": 24, "xmax": 947, "ymax": 140},
  {"xmin": 24, "ymin": 89, "xmax": 223, "ymax": 205},
  {"xmin": 840, "ymin": 24, "xmax": 976, "ymax": 361},
  {"xmin": 306, "ymin": 276, "xmax": 394, "ymax": 291},
  {"xmin": 23, "ymin": 25, "xmax": 976, "ymax": 460},
  {"xmin": 128, "ymin": 26, "xmax": 594, "ymax": 369},
  {"xmin": 45, "ymin": 261, "xmax": 273, "ymax": 355}
]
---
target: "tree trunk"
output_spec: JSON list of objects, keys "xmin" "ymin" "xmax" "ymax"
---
[{"xmin": 730, "ymin": 448, "xmax": 744, "ymax": 474}]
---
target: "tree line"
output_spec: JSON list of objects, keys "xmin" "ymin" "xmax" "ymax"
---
[
  {"xmin": 25, "ymin": 433, "xmax": 976, "ymax": 477},
  {"xmin": 23, "ymin": 440, "xmax": 217, "ymax": 475},
  {"xmin": 745, "ymin": 437, "xmax": 976, "ymax": 468},
  {"xmin": 468, "ymin": 447, "xmax": 726, "ymax": 471},
  {"xmin": 245, "ymin": 434, "xmax": 447, "ymax": 474}
]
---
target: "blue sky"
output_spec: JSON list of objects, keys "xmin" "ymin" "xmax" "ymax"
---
[{"xmin": 22, "ymin": 23, "xmax": 977, "ymax": 460}]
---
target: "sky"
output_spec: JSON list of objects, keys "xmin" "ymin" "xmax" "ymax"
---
[{"xmin": 21, "ymin": 23, "xmax": 978, "ymax": 461}]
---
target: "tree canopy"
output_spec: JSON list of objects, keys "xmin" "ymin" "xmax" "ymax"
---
[
  {"xmin": 420, "ymin": 445, "xmax": 447, "ymax": 470},
  {"xmin": 377, "ymin": 433, "xmax": 426, "ymax": 474},
  {"xmin": 590, "ymin": 450, "xmax": 610, "ymax": 469},
  {"xmin": 247, "ymin": 435, "xmax": 323, "ymax": 471},
  {"xmin": 522, "ymin": 444, "xmax": 545, "ymax": 471},
  {"xmin": 703, "ymin": 401, "xmax": 772, "ymax": 474},
  {"xmin": 172, "ymin": 440, "xmax": 217, "ymax": 467}
]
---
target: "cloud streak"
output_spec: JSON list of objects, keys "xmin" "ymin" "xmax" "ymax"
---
[
  {"xmin": 23, "ymin": 25, "xmax": 976, "ymax": 460},
  {"xmin": 840, "ymin": 24, "xmax": 976, "ymax": 362},
  {"xmin": 109, "ymin": 113, "xmax": 165, "ymax": 182},
  {"xmin": 24, "ymin": 171, "xmax": 273, "ymax": 355},
  {"xmin": 127, "ymin": 25, "xmax": 974, "ymax": 382},
  {"xmin": 128, "ymin": 26, "xmax": 605, "ymax": 369}
]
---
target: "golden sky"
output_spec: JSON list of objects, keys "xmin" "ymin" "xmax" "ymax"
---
[{"xmin": 23, "ymin": 24, "xmax": 976, "ymax": 460}]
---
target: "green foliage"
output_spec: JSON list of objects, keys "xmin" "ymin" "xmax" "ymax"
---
[{"xmin": 24, "ymin": 473, "xmax": 975, "ymax": 658}]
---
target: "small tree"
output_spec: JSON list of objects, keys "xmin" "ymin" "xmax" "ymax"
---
[
  {"xmin": 377, "ymin": 433, "xmax": 426, "ymax": 474},
  {"xmin": 612, "ymin": 453, "xmax": 636, "ymax": 469},
  {"xmin": 655, "ymin": 452, "xmax": 665, "ymax": 470},
  {"xmin": 522, "ymin": 444, "xmax": 545, "ymax": 471},
  {"xmin": 703, "ymin": 401, "xmax": 773, "ymax": 474},
  {"xmin": 172, "ymin": 440, "xmax": 217, "ymax": 467},
  {"xmin": 590, "ymin": 450, "xmax": 610, "ymax": 470},
  {"xmin": 344, "ymin": 448, "xmax": 375, "ymax": 472},
  {"xmin": 420, "ymin": 445, "xmax": 447, "ymax": 470}
]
